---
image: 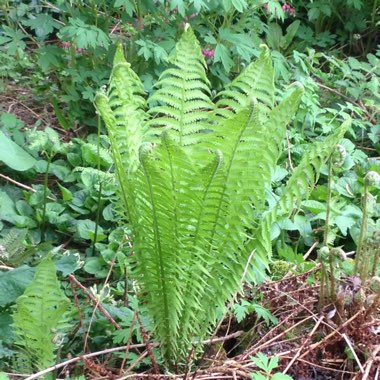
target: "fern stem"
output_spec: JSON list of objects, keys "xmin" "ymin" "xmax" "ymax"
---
[
  {"xmin": 91, "ymin": 182, "xmax": 102, "ymax": 256},
  {"xmin": 323, "ymin": 159, "xmax": 333, "ymax": 246},
  {"xmin": 91, "ymin": 115, "xmax": 103, "ymax": 257},
  {"xmin": 324, "ymin": 159, "xmax": 336, "ymax": 302},
  {"xmin": 354, "ymin": 183, "xmax": 369, "ymax": 275},
  {"xmin": 41, "ymin": 156, "xmax": 52, "ymax": 242},
  {"xmin": 371, "ymin": 247, "xmax": 379, "ymax": 277},
  {"xmin": 141, "ymin": 155, "xmax": 172, "ymax": 362}
]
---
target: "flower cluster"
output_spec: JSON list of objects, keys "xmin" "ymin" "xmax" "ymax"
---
[
  {"xmin": 263, "ymin": 2, "xmax": 295, "ymax": 16},
  {"xmin": 202, "ymin": 48, "xmax": 215, "ymax": 59},
  {"xmin": 282, "ymin": 3, "xmax": 295, "ymax": 15}
]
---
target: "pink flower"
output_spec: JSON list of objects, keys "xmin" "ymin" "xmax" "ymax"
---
[
  {"xmin": 282, "ymin": 3, "xmax": 295, "ymax": 15},
  {"xmin": 202, "ymin": 48, "xmax": 215, "ymax": 59}
]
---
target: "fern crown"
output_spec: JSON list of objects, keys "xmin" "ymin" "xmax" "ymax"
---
[{"xmin": 95, "ymin": 25, "xmax": 349, "ymax": 365}]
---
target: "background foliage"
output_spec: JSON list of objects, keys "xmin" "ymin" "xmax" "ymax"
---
[{"xmin": 0, "ymin": 0, "xmax": 379, "ymax": 376}]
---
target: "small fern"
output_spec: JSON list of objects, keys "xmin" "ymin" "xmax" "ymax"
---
[
  {"xmin": 12, "ymin": 254, "xmax": 69, "ymax": 374},
  {"xmin": 95, "ymin": 24, "xmax": 349, "ymax": 366},
  {"xmin": 0, "ymin": 229, "xmax": 28, "ymax": 267}
]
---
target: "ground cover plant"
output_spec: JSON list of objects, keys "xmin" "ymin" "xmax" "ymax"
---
[{"xmin": 0, "ymin": 0, "xmax": 379, "ymax": 379}]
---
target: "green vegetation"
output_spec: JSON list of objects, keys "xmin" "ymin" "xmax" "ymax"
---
[{"xmin": 0, "ymin": 0, "xmax": 379, "ymax": 378}]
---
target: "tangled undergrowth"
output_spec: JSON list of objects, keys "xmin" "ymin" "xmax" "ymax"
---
[{"xmin": 13, "ymin": 265, "xmax": 377, "ymax": 380}]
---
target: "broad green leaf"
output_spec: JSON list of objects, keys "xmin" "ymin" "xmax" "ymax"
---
[
  {"xmin": 301, "ymin": 200, "xmax": 326, "ymax": 213},
  {"xmin": 214, "ymin": 43, "xmax": 233, "ymax": 72},
  {"xmin": 0, "ymin": 266, "xmax": 35, "ymax": 307},
  {"xmin": 55, "ymin": 252, "xmax": 83, "ymax": 276},
  {"xmin": 76, "ymin": 219, "xmax": 106, "ymax": 242},
  {"xmin": 266, "ymin": 23, "xmax": 283, "ymax": 51},
  {"xmin": 281, "ymin": 20, "xmax": 301, "ymax": 50},
  {"xmin": 252, "ymin": 303, "xmax": 278, "ymax": 326},
  {"xmin": 113, "ymin": 0, "xmax": 135, "ymax": 16},
  {"xmin": 0, "ymin": 131, "xmax": 36, "ymax": 171},
  {"xmin": 250, "ymin": 352, "xmax": 270, "ymax": 371},
  {"xmin": 36, "ymin": 45, "xmax": 62, "ymax": 71},
  {"xmin": 266, "ymin": 356, "xmax": 279, "ymax": 372},
  {"xmin": 0, "ymin": 113, "xmax": 24, "ymax": 130},
  {"xmin": 83, "ymin": 256, "xmax": 108, "ymax": 278},
  {"xmin": 58, "ymin": 18, "xmax": 110, "ymax": 50},
  {"xmin": 22, "ymin": 14, "xmax": 61, "ymax": 38},
  {"xmin": 0, "ymin": 312, "xmax": 14, "ymax": 344},
  {"xmin": 169, "ymin": 0, "xmax": 186, "ymax": 16},
  {"xmin": 231, "ymin": 0, "xmax": 247, "ymax": 12},
  {"xmin": 219, "ymin": 28, "xmax": 254, "ymax": 61},
  {"xmin": 58, "ymin": 183, "xmax": 73, "ymax": 201}
]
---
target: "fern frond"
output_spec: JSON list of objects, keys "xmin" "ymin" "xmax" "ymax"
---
[
  {"xmin": 174, "ymin": 86, "xmax": 303, "ymax": 349},
  {"xmin": 94, "ymin": 44, "xmax": 149, "ymax": 226},
  {"xmin": 0, "ymin": 229, "xmax": 28, "ymax": 266},
  {"xmin": 215, "ymin": 45, "xmax": 274, "ymax": 119},
  {"xmin": 13, "ymin": 254, "xmax": 70, "ymax": 371},
  {"xmin": 133, "ymin": 133, "xmax": 223, "ymax": 362},
  {"xmin": 95, "ymin": 43, "xmax": 148, "ymax": 174},
  {"xmin": 185, "ymin": 88, "xmax": 303, "ymax": 338},
  {"xmin": 147, "ymin": 25, "xmax": 214, "ymax": 147},
  {"xmin": 247, "ymin": 118, "xmax": 351, "ymax": 280}
]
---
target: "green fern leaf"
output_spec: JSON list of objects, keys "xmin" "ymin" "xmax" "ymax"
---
[
  {"xmin": 147, "ymin": 25, "xmax": 214, "ymax": 147},
  {"xmin": 0, "ymin": 229, "xmax": 28, "ymax": 266},
  {"xmin": 132, "ymin": 132, "xmax": 226, "ymax": 361},
  {"xmin": 215, "ymin": 45, "xmax": 274, "ymax": 119},
  {"xmin": 95, "ymin": 44, "xmax": 147, "ymax": 174},
  {"xmin": 13, "ymin": 254, "xmax": 70, "ymax": 372},
  {"xmin": 247, "ymin": 118, "xmax": 351, "ymax": 281}
]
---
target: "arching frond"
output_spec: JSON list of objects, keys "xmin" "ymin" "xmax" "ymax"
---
[
  {"xmin": 132, "ymin": 133, "xmax": 224, "ymax": 362},
  {"xmin": 95, "ymin": 44, "xmax": 149, "ymax": 226},
  {"xmin": 247, "ymin": 118, "xmax": 351, "ymax": 282},
  {"xmin": 215, "ymin": 45, "xmax": 274, "ymax": 119},
  {"xmin": 188, "ymin": 86, "xmax": 304, "ymax": 338},
  {"xmin": 147, "ymin": 25, "xmax": 214, "ymax": 147}
]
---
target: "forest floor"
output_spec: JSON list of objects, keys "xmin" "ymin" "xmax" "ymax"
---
[{"xmin": 1, "ymin": 81, "xmax": 379, "ymax": 380}]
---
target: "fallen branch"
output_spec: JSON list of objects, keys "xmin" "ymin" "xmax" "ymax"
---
[
  {"xmin": 68, "ymin": 274, "xmax": 121, "ymax": 330},
  {"xmin": 24, "ymin": 343, "xmax": 159, "ymax": 380},
  {"xmin": 22, "ymin": 331, "xmax": 244, "ymax": 379}
]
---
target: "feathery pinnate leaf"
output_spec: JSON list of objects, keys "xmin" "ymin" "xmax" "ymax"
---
[
  {"xmin": 148, "ymin": 24, "xmax": 214, "ymax": 147},
  {"xmin": 215, "ymin": 45, "xmax": 274, "ymax": 119},
  {"xmin": 13, "ymin": 254, "xmax": 70, "ymax": 372},
  {"xmin": 247, "ymin": 118, "xmax": 351, "ymax": 282}
]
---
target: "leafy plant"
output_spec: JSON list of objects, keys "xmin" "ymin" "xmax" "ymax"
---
[
  {"xmin": 0, "ymin": 130, "xmax": 36, "ymax": 171},
  {"xmin": 233, "ymin": 299, "xmax": 278, "ymax": 326},
  {"xmin": 95, "ymin": 24, "xmax": 348, "ymax": 366},
  {"xmin": 12, "ymin": 254, "xmax": 70, "ymax": 373},
  {"xmin": 250, "ymin": 352, "xmax": 293, "ymax": 380}
]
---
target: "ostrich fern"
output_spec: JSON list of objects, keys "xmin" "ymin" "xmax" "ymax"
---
[{"xmin": 95, "ymin": 25, "xmax": 349, "ymax": 365}]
